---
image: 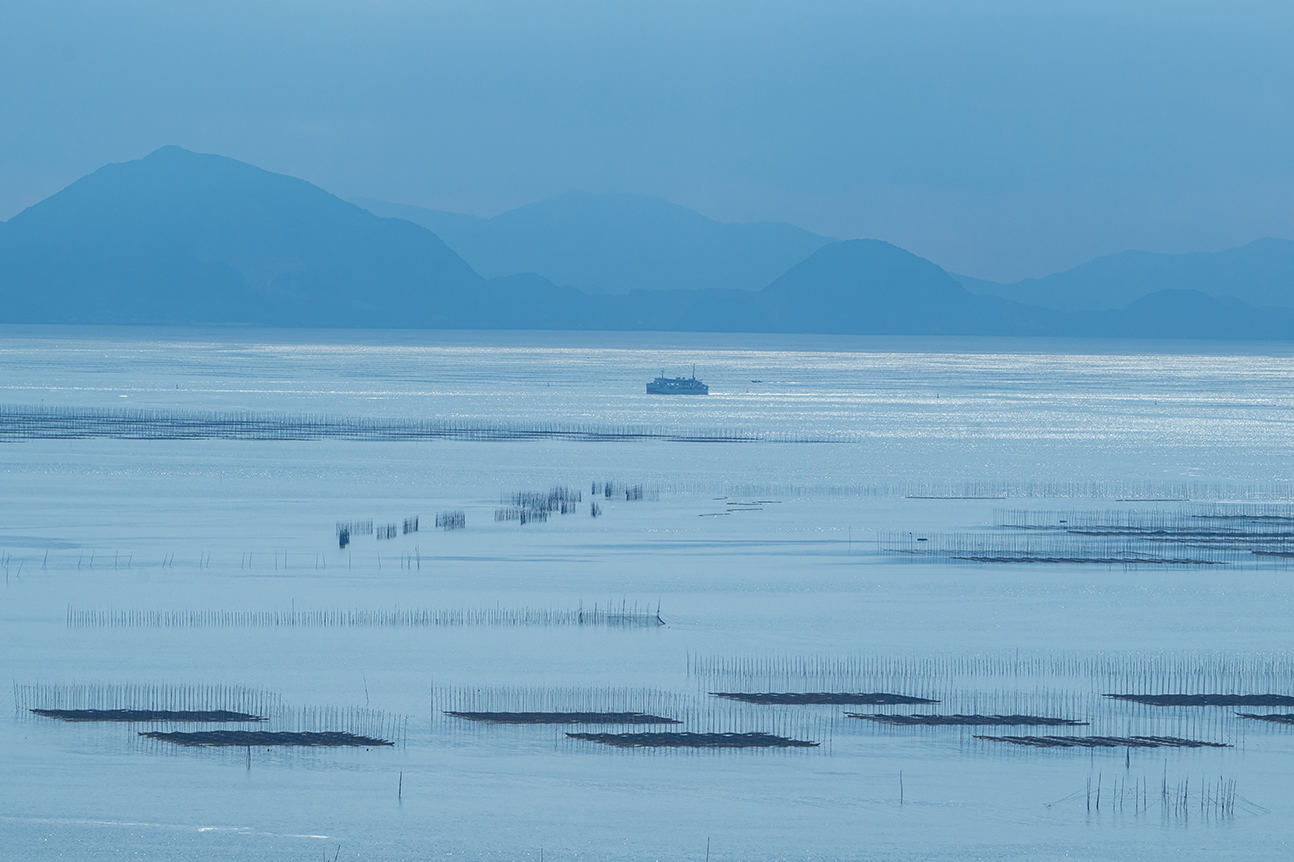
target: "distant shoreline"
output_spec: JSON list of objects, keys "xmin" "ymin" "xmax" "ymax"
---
[{"xmin": 4, "ymin": 322, "xmax": 1294, "ymax": 356}]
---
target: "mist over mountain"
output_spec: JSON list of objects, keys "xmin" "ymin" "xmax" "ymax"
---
[
  {"xmin": 0, "ymin": 146, "xmax": 490, "ymax": 326},
  {"xmin": 752, "ymin": 240, "xmax": 1058, "ymax": 336},
  {"xmin": 2, "ymin": 147, "xmax": 1292, "ymax": 340},
  {"xmin": 1087, "ymin": 289, "xmax": 1287, "ymax": 340},
  {"xmin": 956, "ymin": 238, "xmax": 1294, "ymax": 312},
  {"xmin": 353, "ymin": 193, "xmax": 834, "ymax": 294},
  {"xmin": 350, "ymin": 199, "xmax": 488, "ymax": 245}
]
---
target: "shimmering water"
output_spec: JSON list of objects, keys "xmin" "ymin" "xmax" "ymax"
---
[{"xmin": 2, "ymin": 326, "xmax": 1292, "ymax": 860}]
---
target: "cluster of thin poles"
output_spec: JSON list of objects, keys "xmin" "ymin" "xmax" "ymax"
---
[
  {"xmin": 690, "ymin": 651, "xmax": 1294, "ymax": 691},
  {"xmin": 67, "ymin": 603, "xmax": 665, "ymax": 629},
  {"xmin": 0, "ymin": 403, "xmax": 800, "ymax": 443},
  {"xmin": 496, "ymin": 486, "xmax": 584, "ymax": 523},
  {"xmin": 1074, "ymin": 770, "xmax": 1242, "ymax": 820},
  {"xmin": 14, "ymin": 682, "xmax": 281, "ymax": 717}
]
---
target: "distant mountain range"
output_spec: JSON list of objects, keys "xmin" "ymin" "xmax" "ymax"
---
[
  {"xmin": 2, "ymin": 146, "xmax": 1293, "ymax": 339},
  {"xmin": 352, "ymin": 194, "xmax": 834, "ymax": 294},
  {"xmin": 952, "ymin": 238, "xmax": 1294, "ymax": 312},
  {"xmin": 0, "ymin": 146, "xmax": 485, "ymax": 327}
]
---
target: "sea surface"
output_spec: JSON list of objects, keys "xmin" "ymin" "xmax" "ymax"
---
[{"xmin": 1, "ymin": 326, "xmax": 1292, "ymax": 861}]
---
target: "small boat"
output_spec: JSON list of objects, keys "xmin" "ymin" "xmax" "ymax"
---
[{"xmin": 647, "ymin": 366, "xmax": 708, "ymax": 395}]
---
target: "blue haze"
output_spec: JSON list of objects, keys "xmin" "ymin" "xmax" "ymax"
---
[
  {"xmin": 4, "ymin": 1, "xmax": 1294, "ymax": 280},
  {"xmin": 4, "ymin": 147, "xmax": 1294, "ymax": 338}
]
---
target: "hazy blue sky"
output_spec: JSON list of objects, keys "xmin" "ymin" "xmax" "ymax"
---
[{"xmin": 3, "ymin": 0, "xmax": 1293, "ymax": 280}]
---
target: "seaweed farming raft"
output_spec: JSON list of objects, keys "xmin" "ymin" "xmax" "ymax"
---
[
  {"xmin": 447, "ymin": 711, "xmax": 680, "ymax": 725},
  {"xmin": 140, "ymin": 730, "xmax": 393, "ymax": 747},
  {"xmin": 881, "ymin": 530, "xmax": 1232, "ymax": 566},
  {"xmin": 711, "ymin": 692, "xmax": 937, "ymax": 705},
  {"xmin": 1236, "ymin": 712, "xmax": 1294, "ymax": 724},
  {"xmin": 32, "ymin": 709, "xmax": 263, "ymax": 722},
  {"xmin": 888, "ymin": 502, "xmax": 1294, "ymax": 568},
  {"xmin": 567, "ymin": 731, "xmax": 819, "ymax": 749},
  {"xmin": 975, "ymin": 735, "xmax": 1230, "ymax": 749},
  {"xmin": 850, "ymin": 714, "xmax": 1086, "ymax": 726},
  {"xmin": 1106, "ymin": 694, "xmax": 1294, "ymax": 707}
]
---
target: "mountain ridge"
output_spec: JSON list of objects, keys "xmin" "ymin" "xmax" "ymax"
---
[
  {"xmin": 0, "ymin": 146, "xmax": 489, "ymax": 326},
  {"xmin": 2, "ymin": 147, "xmax": 1292, "ymax": 340},
  {"xmin": 353, "ymin": 192, "xmax": 836, "ymax": 295},
  {"xmin": 956, "ymin": 238, "xmax": 1294, "ymax": 311}
]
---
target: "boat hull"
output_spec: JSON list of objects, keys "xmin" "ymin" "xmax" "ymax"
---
[{"xmin": 647, "ymin": 381, "xmax": 708, "ymax": 395}]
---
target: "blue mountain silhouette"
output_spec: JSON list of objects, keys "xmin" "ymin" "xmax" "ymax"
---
[{"xmin": 3, "ymin": 147, "xmax": 1292, "ymax": 339}]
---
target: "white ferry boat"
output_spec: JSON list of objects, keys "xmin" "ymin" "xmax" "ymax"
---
[{"xmin": 647, "ymin": 367, "xmax": 709, "ymax": 395}]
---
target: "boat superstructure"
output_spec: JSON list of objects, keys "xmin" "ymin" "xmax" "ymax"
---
[{"xmin": 647, "ymin": 366, "xmax": 709, "ymax": 395}]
